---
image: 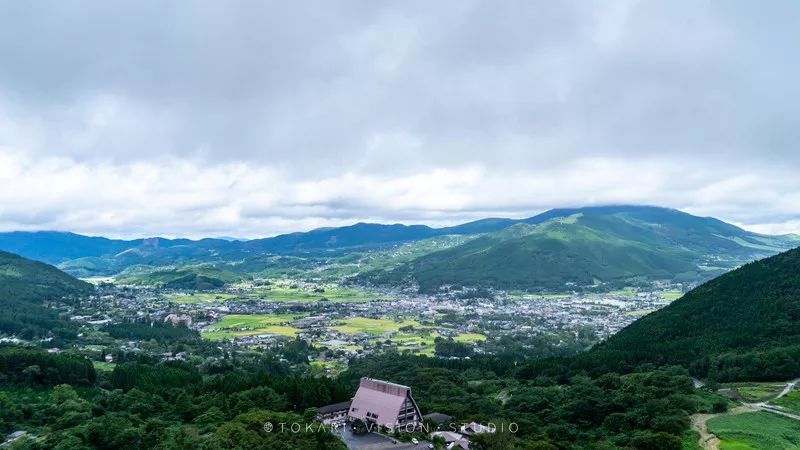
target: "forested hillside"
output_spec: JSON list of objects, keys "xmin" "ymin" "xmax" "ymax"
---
[
  {"xmin": 361, "ymin": 206, "xmax": 799, "ymax": 292},
  {"xmin": 0, "ymin": 251, "xmax": 93, "ymax": 338},
  {"xmin": 589, "ymin": 247, "xmax": 800, "ymax": 380}
]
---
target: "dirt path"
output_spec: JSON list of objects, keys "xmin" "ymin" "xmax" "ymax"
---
[
  {"xmin": 690, "ymin": 406, "xmax": 752, "ymax": 450},
  {"xmin": 690, "ymin": 376, "xmax": 800, "ymax": 449}
]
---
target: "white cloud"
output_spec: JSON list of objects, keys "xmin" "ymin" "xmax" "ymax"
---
[
  {"xmin": 0, "ymin": 1, "xmax": 799, "ymax": 237},
  {"xmin": 0, "ymin": 147, "xmax": 799, "ymax": 238}
]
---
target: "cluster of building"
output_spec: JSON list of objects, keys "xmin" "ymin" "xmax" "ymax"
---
[{"xmin": 317, "ymin": 377, "xmax": 494, "ymax": 449}]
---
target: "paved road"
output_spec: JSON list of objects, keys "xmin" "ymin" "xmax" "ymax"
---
[
  {"xmin": 741, "ymin": 377, "xmax": 800, "ymax": 420},
  {"xmin": 334, "ymin": 428, "xmax": 432, "ymax": 450}
]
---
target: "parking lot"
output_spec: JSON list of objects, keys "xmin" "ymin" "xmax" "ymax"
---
[{"xmin": 334, "ymin": 428, "xmax": 431, "ymax": 450}]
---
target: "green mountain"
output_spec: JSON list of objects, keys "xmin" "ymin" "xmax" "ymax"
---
[
  {"xmin": 360, "ymin": 206, "xmax": 800, "ymax": 292},
  {"xmin": 0, "ymin": 251, "xmax": 93, "ymax": 338},
  {"xmin": 591, "ymin": 246, "xmax": 800, "ymax": 380},
  {"xmin": 115, "ymin": 266, "xmax": 244, "ymax": 289},
  {"xmin": 2, "ymin": 206, "xmax": 797, "ymax": 284},
  {"xmin": 0, "ymin": 220, "xmax": 515, "ymax": 276}
]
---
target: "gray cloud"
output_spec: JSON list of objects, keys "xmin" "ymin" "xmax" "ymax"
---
[{"xmin": 0, "ymin": 1, "xmax": 799, "ymax": 237}]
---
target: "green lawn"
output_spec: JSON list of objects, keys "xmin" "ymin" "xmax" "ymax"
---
[
  {"xmin": 707, "ymin": 411, "xmax": 800, "ymax": 449},
  {"xmin": 453, "ymin": 332, "xmax": 487, "ymax": 343},
  {"xmin": 660, "ymin": 290, "xmax": 684, "ymax": 301},
  {"xmin": 202, "ymin": 313, "xmax": 306, "ymax": 340},
  {"xmin": 386, "ymin": 329, "xmax": 440, "ymax": 356},
  {"xmin": 92, "ymin": 361, "xmax": 116, "ymax": 372},
  {"xmin": 332, "ymin": 317, "xmax": 419, "ymax": 336}
]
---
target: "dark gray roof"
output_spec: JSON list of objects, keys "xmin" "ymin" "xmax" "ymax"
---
[{"xmin": 316, "ymin": 400, "xmax": 352, "ymax": 415}]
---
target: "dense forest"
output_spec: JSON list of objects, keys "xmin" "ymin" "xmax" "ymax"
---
[
  {"xmin": 0, "ymin": 251, "xmax": 93, "ymax": 339},
  {"xmin": 589, "ymin": 247, "xmax": 800, "ymax": 381},
  {"xmin": 0, "ymin": 341, "xmax": 729, "ymax": 449}
]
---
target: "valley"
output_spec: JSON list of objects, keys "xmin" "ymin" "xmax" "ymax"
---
[
  {"xmin": 62, "ymin": 278, "xmax": 684, "ymax": 376},
  {"xmin": 2, "ymin": 206, "xmax": 800, "ymax": 449}
]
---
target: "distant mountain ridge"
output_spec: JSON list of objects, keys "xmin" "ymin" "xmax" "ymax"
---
[
  {"xmin": 1, "ymin": 206, "xmax": 797, "ymax": 283},
  {"xmin": 0, "ymin": 217, "xmax": 515, "ymax": 266},
  {"xmin": 359, "ymin": 206, "xmax": 800, "ymax": 292}
]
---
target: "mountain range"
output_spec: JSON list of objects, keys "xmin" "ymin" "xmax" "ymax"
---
[
  {"xmin": 360, "ymin": 206, "xmax": 800, "ymax": 291},
  {"xmin": 0, "ymin": 205, "xmax": 797, "ymax": 290}
]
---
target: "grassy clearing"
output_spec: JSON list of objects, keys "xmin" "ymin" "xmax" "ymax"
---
[
  {"xmin": 771, "ymin": 390, "xmax": 800, "ymax": 415},
  {"xmin": 660, "ymin": 290, "xmax": 684, "ymax": 302},
  {"xmin": 720, "ymin": 382, "xmax": 787, "ymax": 402},
  {"xmin": 332, "ymin": 317, "xmax": 418, "ymax": 335},
  {"xmin": 707, "ymin": 411, "xmax": 800, "ymax": 449},
  {"xmin": 92, "ymin": 361, "xmax": 116, "ymax": 372},
  {"xmin": 202, "ymin": 313, "xmax": 306, "ymax": 340},
  {"xmin": 310, "ymin": 360, "xmax": 346, "ymax": 376},
  {"xmin": 453, "ymin": 332, "xmax": 487, "ymax": 343}
]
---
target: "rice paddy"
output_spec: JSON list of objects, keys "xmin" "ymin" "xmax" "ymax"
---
[
  {"xmin": 332, "ymin": 317, "xmax": 419, "ymax": 335},
  {"xmin": 201, "ymin": 313, "xmax": 306, "ymax": 340}
]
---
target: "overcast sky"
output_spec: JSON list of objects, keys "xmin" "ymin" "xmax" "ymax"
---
[{"xmin": 0, "ymin": 1, "xmax": 798, "ymax": 238}]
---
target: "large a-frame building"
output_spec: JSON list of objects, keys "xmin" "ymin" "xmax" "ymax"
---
[{"xmin": 347, "ymin": 377, "xmax": 422, "ymax": 431}]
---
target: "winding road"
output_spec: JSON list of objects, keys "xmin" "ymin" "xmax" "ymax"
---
[
  {"xmin": 741, "ymin": 377, "xmax": 800, "ymax": 420},
  {"xmin": 690, "ymin": 377, "xmax": 800, "ymax": 450}
]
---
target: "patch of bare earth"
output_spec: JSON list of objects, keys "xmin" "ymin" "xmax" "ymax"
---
[{"xmin": 690, "ymin": 406, "xmax": 752, "ymax": 450}]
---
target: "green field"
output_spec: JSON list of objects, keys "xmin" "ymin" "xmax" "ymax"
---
[
  {"xmin": 202, "ymin": 313, "xmax": 306, "ymax": 340},
  {"xmin": 386, "ymin": 329, "xmax": 440, "ymax": 356},
  {"xmin": 332, "ymin": 317, "xmax": 419, "ymax": 336},
  {"xmin": 453, "ymin": 332, "xmax": 487, "ymax": 343},
  {"xmin": 772, "ymin": 390, "xmax": 800, "ymax": 415},
  {"xmin": 720, "ymin": 382, "xmax": 787, "ymax": 402},
  {"xmin": 707, "ymin": 411, "xmax": 800, "ymax": 449},
  {"xmin": 92, "ymin": 361, "xmax": 116, "ymax": 372},
  {"xmin": 660, "ymin": 289, "xmax": 684, "ymax": 301}
]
